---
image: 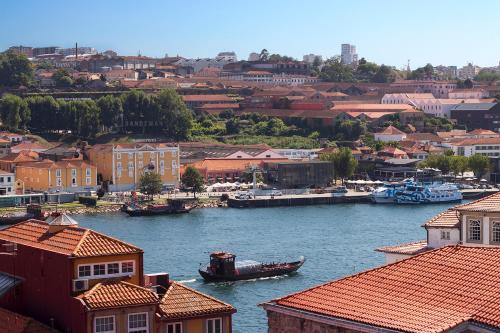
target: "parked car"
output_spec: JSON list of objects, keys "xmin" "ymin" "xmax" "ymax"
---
[{"xmin": 270, "ymin": 190, "xmax": 283, "ymax": 196}]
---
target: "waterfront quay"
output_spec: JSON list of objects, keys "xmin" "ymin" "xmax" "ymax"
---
[{"xmin": 227, "ymin": 189, "xmax": 498, "ymax": 208}]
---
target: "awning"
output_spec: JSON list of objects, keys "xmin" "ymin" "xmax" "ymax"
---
[{"xmin": 0, "ymin": 272, "xmax": 22, "ymax": 298}]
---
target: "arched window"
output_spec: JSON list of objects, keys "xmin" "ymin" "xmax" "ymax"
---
[
  {"xmin": 468, "ymin": 220, "xmax": 481, "ymax": 241},
  {"xmin": 492, "ymin": 221, "xmax": 500, "ymax": 243}
]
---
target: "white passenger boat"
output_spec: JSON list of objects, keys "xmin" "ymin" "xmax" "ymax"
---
[{"xmin": 394, "ymin": 183, "xmax": 463, "ymax": 204}]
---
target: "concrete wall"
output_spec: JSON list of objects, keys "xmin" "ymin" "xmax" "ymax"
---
[{"xmin": 427, "ymin": 228, "xmax": 461, "ymax": 248}]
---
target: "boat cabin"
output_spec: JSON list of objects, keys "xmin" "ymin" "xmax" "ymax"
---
[{"xmin": 209, "ymin": 252, "xmax": 236, "ymax": 276}]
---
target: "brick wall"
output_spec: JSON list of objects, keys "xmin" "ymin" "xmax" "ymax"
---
[{"xmin": 266, "ymin": 310, "xmax": 366, "ymax": 333}]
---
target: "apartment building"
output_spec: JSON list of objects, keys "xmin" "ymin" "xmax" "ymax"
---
[
  {"xmin": 15, "ymin": 159, "xmax": 97, "ymax": 193},
  {"xmin": 87, "ymin": 143, "xmax": 180, "ymax": 191}
]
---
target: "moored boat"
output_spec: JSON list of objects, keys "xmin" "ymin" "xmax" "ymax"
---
[
  {"xmin": 395, "ymin": 183, "xmax": 463, "ymax": 204},
  {"xmin": 199, "ymin": 252, "xmax": 305, "ymax": 282},
  {"xmin": 123, "ymin": 199, "xmax": 193, "ymax": 216}
]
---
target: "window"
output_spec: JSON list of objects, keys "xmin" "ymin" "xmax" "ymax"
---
[
  {"xmin": 93, "ymin": 264, "xmax": 106, "ymax": 276},
  {"xmin": 95, "ymin": 316, "xmax": 115, "ymax": 333},
  {"xmin": 160, "ymin": 151, "xmax": 164, "ymax": 158},
  {"xmin": 468, "ymin": 220, "xmax": 481, "ymax": 241},
  {"xmin": 128, "ymin": 313, "xmax": 148, "ymax": 333},
  {"xmin": 56, "ymin": 178, "xmax": 62, "ymax": 187},
  {"xmin": 56, "ymin": 169, "xmax": 62, "ymax": 177},
  {"xmin": 128, "ymin": 153, "xmax": 133, "ymax": 159},
  {"xmin": 122, "ymin": 261, "xmax": 134, "ymax": 273},
  {"xmin": 0, "ymin": 177, "xmax": 3, "ymax": 183},
  {"xmin": 71, "ymin": 169, "xmax": 77, "ymax": 177},
  {"xmin": 78, "ymin": 265, "xmax": 91, "ymax": 277},
  {"xmin": 440, "ymin": 230, "xmax": 450, "ymax": 240},
  {"xmin": 107, "ymin": 263, "xmax": 119, "ymax": 275},
  {"xmin": 492, "ymin": 221, "xmax": 500, "ymax": 243},
  {"xmin": 206, "ymin": 318, "xmax": 222, "ymax": 333},
  {"xmin": 117, "ymin": 153, "xmax": 121, "ymax": 160},
  {"xmin": 86, "ymin": 177, "xmax": 92, "ymax": 185},
  {"xmin": 86, "ymin": 168, "xmax": 91, "ymax": 176},
  {"xmin": 138, "ymin": 152, "xmax": 143, "ymax": 159},
  {"xmin": 167, "ymin": 322, "xmax": 182, "ymax": 333}
]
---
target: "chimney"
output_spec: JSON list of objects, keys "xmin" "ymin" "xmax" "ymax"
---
[
  {"xmin": 144, "ymin": 272, "xmax": 169, "ymax": 296},
  {"xmin": 75, "ymin": 42, "xmax": 78, "ymax": 60}
]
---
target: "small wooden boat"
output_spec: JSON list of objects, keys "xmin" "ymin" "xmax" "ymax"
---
[
  {"xmin": 199, "ymin": 252, "xmax": 305, "ymax": 282},
  {"xmin": 123, "ymin": 199, "xmax": 193, "ymax": 217}
]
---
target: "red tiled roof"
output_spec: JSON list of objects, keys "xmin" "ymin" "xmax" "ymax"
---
[
  {"xmin": 377, "ymin": 125, "xmax": 406, "ymax": 135},
  {"xmin": 376, "ymin": 240, "xmax": 430, "ymax": 255},
  {"xmin": 422, "ymin": 209, "xmax": 460, "ymax": 228},
  {"xmin": 450, "ymin": 137, "xmax": 500, "ymax": 146},
  {"xmin": 467, "ymin": 128, "xmax": 498, "ymax": 135},
  {"xmin": 78, "ymin": 281, "xmax": 158, "ymax": 310},
  {"xmin": 17, "ymin": 159, "xmax": 95, "ymax": 170},
  {"xmin": 454, "ymin": 192, "xmax": 500, "ymax": 213},
  {"xmin": 270, "ymin": 246, "xmax": 500, "ymax": 333},
  {"xmin": 331, "ymin": 104, "xmax": 411, "ymax": 111},
  {"xmin": 0, "ymin": 307, "xmax": 60, "ymax": 333},
  {"xmin": 0, "ymin": 151, "xmax": 39, "ymax": 163},
  {"xmin": 405, "ymin": 133, "xmax": 442, "ymax": 142},
  {"xmin": 198, "ymin": 103, "xmax": 240, "ymax": 109},
  {"xmin": 11, "ymin": 142, "xmax": 48, "ymax": 151},
  {"xmin": 182, "ymin": 95, "xmax": 234, "ymax": 102},
  {"xmin": 190, "ymin": 158, "xmax": 288, "ymax": 172},
  {"xmin": 0, "ymin": 219, "xmax": 142, "ymax": 257},
  {"xmin": 160, "ymin": 282, "xmax": 235, "ymax": 319}
]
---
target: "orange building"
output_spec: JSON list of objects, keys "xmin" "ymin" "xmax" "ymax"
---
[
  {"xmin": 0, "ymin": 151, "xmax": 39, "ymax": 172},
  {"xmin": 15, "ymin": 159, "xmax": 97, "ymax": 193},
  {"xmin": 87, "ymin": 143, "xmax": 180, "ymax": 191}
]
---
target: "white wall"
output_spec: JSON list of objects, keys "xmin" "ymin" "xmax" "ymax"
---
[{"xmin": 427, "ymin": 228, "xmax": 461, "ymax": 248}]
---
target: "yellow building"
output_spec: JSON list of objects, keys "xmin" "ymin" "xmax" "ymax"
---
[
  {"xmin": 15, "ymin": 159, "xmax": 97, "ymax": 193},
  {"xmin": 87, "ymin": 143, "xmax": 180, "ymax": 191}
]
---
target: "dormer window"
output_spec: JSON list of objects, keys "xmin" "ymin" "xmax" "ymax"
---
[{"xmin": 79, "ymin": 265, "xmax": 91, "ymax": 277}]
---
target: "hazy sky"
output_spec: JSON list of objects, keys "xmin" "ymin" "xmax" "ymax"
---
[{"xmin": 1, "ymin": 0, "xmax": 499, "ymax": 68}]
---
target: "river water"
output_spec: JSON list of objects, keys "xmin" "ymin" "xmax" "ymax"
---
[{"xmin": 77, "ymin": 203, "xmax": 458, "ymax": 333}]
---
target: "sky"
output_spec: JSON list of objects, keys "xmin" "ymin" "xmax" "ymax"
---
[{"xmin": 1, "ymin": 0, "xmax": 499, "ymax": 69}]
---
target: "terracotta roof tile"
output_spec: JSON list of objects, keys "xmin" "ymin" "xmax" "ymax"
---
[
  {"xmin": 0, "ymin": 307, "xmax": 60, "ymax": 333},
  {"xmin": 378, "ymin": 125, "xmax": 406, "ymax": 135},
  {"xmin": 454, "ymin": 192, "xmax": 500, "ymax": 213},
  {"xmin": 375, "ymin": 240, "xmax": 430, "ymax": 255},
  {"xmin": 422, "ymin": 209, "xmax": 460, "ymax": 228},
  {"xmin": 79, "ymin": 281, "xmax": 158, "ymax": 310},
  {"xmin": 0, "ymin": 220, "xmax": 142, "ymax": 257},
  {"xmin": 182, "ymin": 95, "xmax": 234, "ymax": 102},
  {"xmin": 270, "ymin": 246, "xmax": 500, "ymax": 333},
  {"xmin": 160, "ymin": 282, "xmax": 234, "ymax": 319}
]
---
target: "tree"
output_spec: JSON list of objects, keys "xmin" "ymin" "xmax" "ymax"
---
[
  {"xmin": 321, "ymin": 148, "xmax": 357, "ymax": 184},
  {"xmin": 0, "ymin": 94, "xmax": 30, "ymax": 129},
  {"xmin": 156, "ymin": 89, "xmax": 193, "ymax": 140},
  {"xmin": 468, "ymin": 154, "xmax": 490, "ymax": 179},
  {"xmin": 97, "ymin": 95, "xmax": 123, "ymax": 130},
  {"xmin": 139, "ymin": 172, "xmax": 163, "ymax": 197},
  {"xmin": 268, "ymin": 54, "xmax": 295, "ymax": 62},
  {"xmin": 449, "ymin": 155, "xmax": 469, "ymax": 176},
  {"xmin": 423, "ymin": 154, "xmax": 451, "ymax": 175},
  {"xmin": 259, "ymin": 49, "xmax": 269, "ymax": 61},
  {"xmin": 319, "ymin": 57, "xmax": 355, "ymax": 82},
  {"xmin": 0, "ymin": 51, "xmax": 33, "ymax": 87},
  {"xmin": 52, "ymin": 69, "xmax": 74, "ymax": 87},
  {"xmin": 181, "ymin": 166, "xmax": 204, "ymax": 198},
  {"xmin": 372, "ymin": 65, "xmax": 396, "ymax": 83}
]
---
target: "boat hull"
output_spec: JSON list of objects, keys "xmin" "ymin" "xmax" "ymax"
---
[
  {"xmin": 199, "ymin": 259, "xmax": 305, "ymax": 282},
  {"xmin": 125, "ymin": 207, "xmax": 191, "ymax": 216}
]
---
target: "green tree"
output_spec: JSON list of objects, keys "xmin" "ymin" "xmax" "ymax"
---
[
  {"xmin": 97, "ymin": 95, "xmax": 123, "ymax": 130},
  {"xmin": 139, "ymin": 172, "xmax": 163, "ymax": 197},
  {"xmin": 181, "ymin": 166, "xmax": 204, "ymax": 198},
  {"xmin": 0, "ymin": 51, "xmax": 33, "ymax": 87},
  {"xmin": 449, "ymin": 155, "xmax": 470, "ymax": 176},
  {"xmin": 0, "ymin": 94, "xmax": 30, "ymax": 129},
  {"xmin": 156, "ymin": 89, "xmax": 193, "ymax": 140},
  {"xmin": 26, "ymin": 95, "xmax": 59, "ymax": 131},
  {"xmin": 259, "ymin": 49, "xmax": 269, "ymax": 61},
  {"xmin": 52, "ymin": 69, "xmax": 74, "ymax": 87},
  {"xmin": 372, "ymin": 65, "xmax": 396, "ymax": 83},
  {"xmin": 468, "ymin": 154, "xmax": 490, "ymax": 179},
  {"xmin": 319, "ymin": 57, "xmax": 355, "ymax": 82},
  {"xmin": 423, "ymin": 154, "xmax": 451, "ymax": 175},
  {"xmin": 320, "ymin": 147, "xmax": 357, "ymax": 184}
]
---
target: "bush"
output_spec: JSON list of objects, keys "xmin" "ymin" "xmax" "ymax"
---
[
  {"xmin": 220, "ymin": 193, "xmax": 229, "ymax": 201},
  {"xmin": 79, "ymin": 196, "xmax": 97, "ymax": 207}
]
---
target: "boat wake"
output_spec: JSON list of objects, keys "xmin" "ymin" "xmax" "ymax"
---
[{"xmin": 177, "ymin": 278, "xmax": 197, "ymax": 283}]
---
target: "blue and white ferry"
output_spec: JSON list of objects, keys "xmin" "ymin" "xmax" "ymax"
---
[
  {"xmin": 371, "ymin": 179, "xmax": 414, "ymax": 203},
  {"xmin": 394, "ymin": 183, "xmax": 463, "ymax": 204}
]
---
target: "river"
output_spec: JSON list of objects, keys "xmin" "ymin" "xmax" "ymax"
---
[{"xmin": 76, "ymin": 203, "xmax": 458, "ymax": 333}]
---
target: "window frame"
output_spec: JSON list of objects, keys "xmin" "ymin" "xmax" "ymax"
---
[
  {"xmin": 128, "ymin": 312, "xmax": 148, "ymax": 333},
  {"xmin": 78, "ymin": 261, "xmax": 135, "ymax": 279},
  {"xmin": 467, "ymin": 219, "xmax": 482, "ymax": 243},
  {"xmin": 206, "ymin": 318, "xmax": 222, "ymax": 333},
  {"xmin": 166, "ymin": 322, "xmax": 182, "ymax": 333},
  {"xmin": 94, "ymin": 315, "xmax": 115, "ymax": 333},
  {"xmin": 491, "ymin": 221, "xmax": 500, "ymax": 244}
]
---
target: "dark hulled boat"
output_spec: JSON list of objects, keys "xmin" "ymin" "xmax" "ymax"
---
[
  {"xmin": 199, "ymin": 252, "xmax": 305, "ymax": 282},
  {"xmin": 123, "ymin": 199, "xmax": 193, "ymax": 216}
]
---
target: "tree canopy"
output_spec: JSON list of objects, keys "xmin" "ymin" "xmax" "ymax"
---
[
  {"xmin": 139, "ymin": 172, "xmax": 163, "ymax": 196},
  {"xmin": 0, "ymin": 51, "xmax": 33, "ymax": 87},
  {"xmin": 320, "ymin": 147, "xmax": 357, "ymax": 184},
  {"xmin": 181, "ymin": 166, "xmax": 204, "ymax": 197},
  {"xmin": 468, "ymin": 154, "xmax": 490, "ymax": 179}
]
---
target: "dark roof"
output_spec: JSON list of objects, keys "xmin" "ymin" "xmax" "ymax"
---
[{"xmin": 451, "ymin": 103, "xmax": 496, "ymax": 111}]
